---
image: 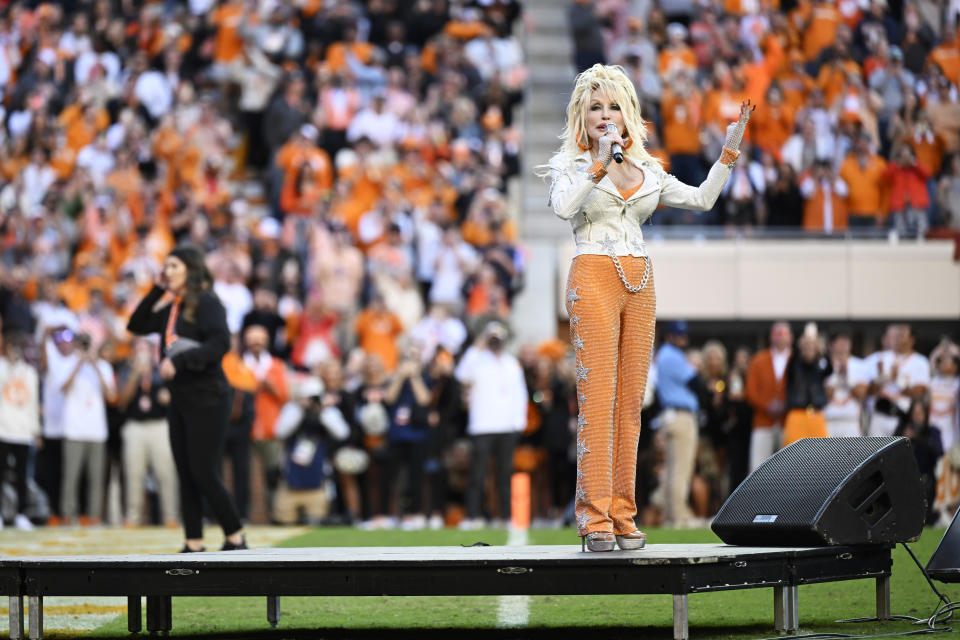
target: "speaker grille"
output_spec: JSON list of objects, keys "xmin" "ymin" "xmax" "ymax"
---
[{"xmin": 717, "ymin": 437, "xmax": 898, "ymax": 528}]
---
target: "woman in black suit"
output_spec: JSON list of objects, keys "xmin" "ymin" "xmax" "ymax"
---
[{"xmin": 127, "ymin": 245, "xmax": 246, "ymax": 552}]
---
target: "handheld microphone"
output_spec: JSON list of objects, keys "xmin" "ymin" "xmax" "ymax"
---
[{"xmin": 605, "ymin": 123, "xmax": 624, "ymax": 163}]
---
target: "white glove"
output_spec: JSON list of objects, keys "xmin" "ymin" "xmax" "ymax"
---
[{"xmin": 723, "ymin": 100, "xmax": 756, "ymax": 155}]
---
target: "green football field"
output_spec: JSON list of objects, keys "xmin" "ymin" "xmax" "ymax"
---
[{"xmin": 79, "ymin": 526, "xmax": 958, "ymax": 639}]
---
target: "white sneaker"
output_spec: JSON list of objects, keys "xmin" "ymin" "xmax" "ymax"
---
[
  {"xmin": 14, "ymin": 514, "xmax": 33, "ymax": 531},
  {"xmin": 401, "ymin": 514, "xmax": 427, "ymax": 531},
  {"xmin": 457, "ymin": 518, "xmax": 485, "ymax": 531}
]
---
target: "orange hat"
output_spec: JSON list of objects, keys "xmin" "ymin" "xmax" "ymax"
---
[{"xmin": 536, "ymin": 339, "xmax": 568, "ymax": 362}]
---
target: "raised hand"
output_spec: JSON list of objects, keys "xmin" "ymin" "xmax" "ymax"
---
[{"xmin": 721, "ymin": 100, "xmax": 757, "ymax": 165}]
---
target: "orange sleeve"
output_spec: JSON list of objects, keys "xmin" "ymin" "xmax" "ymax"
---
[
  {"xmin": 314, "ymin": 149, "xmax": 334, "ymax": 190},
  {"xmin": 325, "ymin": 42, "xmax": 346, "ymax": 72},
  {"xmin": 280, "ymin": 175, "xmax": 300, "ymax": 214},
  {"xmin": 745, "ymin": 354, "xmax": 769, "ymax": 413},
  {"xmin": 267, "ymin": 361, "xmax": 289, "ymax": 403}
]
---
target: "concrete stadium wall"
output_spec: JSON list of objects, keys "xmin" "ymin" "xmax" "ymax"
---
[{"xmin": 539, "ymin": 239, "xmax": 960, "ymax": 324}]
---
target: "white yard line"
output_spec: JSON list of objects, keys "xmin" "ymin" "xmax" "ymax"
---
[{"xmin": 497, "ymin": 527, "xmax": 530, "ymax": 628}]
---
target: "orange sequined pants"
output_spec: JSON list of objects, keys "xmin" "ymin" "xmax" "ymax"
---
[{"xmin": 566, "ymin": 254, "xmax": 656, "ymax": 536}]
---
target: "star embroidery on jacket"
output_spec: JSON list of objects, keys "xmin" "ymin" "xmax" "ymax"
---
[
  {"xmin": 575, "ymin": 361, "xmax": 590, "ymax": 383},
  {"xmin": 600, "ymin": 235, "xmax": 618, "ymax": 255},
  {"xmin": 577, "ymin": 438, "xmax": 590, "ymax": 459},
  {"xmin": 631, "ymin": 237, "xmax": 645, "ymax": 254},
  {"xmin": 572, "ymin": 334, "xmax": 585, "ymax": 351},
  {"xmin": 566, "ymin": 287, "xmax": 581, "ymax": 305}
]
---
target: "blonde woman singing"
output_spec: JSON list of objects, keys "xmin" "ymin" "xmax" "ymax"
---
[{"xmin": 545, "ymin": 64, "xmax": 753, "ymax": 552}]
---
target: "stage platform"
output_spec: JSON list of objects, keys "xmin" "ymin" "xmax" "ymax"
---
[{"xmin": 1, "ymin": 543, "xmax": 894, "ymax": 640}]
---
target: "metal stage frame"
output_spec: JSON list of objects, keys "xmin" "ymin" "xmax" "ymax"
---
[{"xmin": 0, "ymin": 543, "xmax": 894, "ymax": 640}]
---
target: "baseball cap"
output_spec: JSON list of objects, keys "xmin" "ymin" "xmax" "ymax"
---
[{"xmin": 664, "ymin": 320, "xmax": 688, "ymax": 336}]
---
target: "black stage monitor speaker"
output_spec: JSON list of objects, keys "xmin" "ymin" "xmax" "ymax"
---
[
  {"xmin": 712, "ymin": 437, "xmax": 924, "ymax": 546},
  {"xmin": 926, "ymin": 506, "xmax": 960, "ymax": 582}
]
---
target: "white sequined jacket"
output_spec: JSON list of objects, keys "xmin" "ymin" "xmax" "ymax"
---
[{"xmin": 548, "ymin": 150, "xmax": 734, "ymax": 257}]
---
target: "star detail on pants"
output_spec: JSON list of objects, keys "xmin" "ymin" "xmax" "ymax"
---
[
  {"xmin": 572, "ymin": 334, "xmax": 585, "ymax": 351},
  {"xmin": 577, "ymin": 511, "xmax": 592, "ymax": 531},
  {"xmin": 601, "ymin": 235, "xmax": 617, "ymax": 255},
  {"xmin": 579, "ymin": 394, "xmax": 586, "ymax": 406},
  {"xmin": 577, "ymin": 438, "xmax": 590, "ymax": 460},
  {"xmin": 575, "ymin": 362, "xmax": 590, "ymax": 382},
  {"xmin": 576, "ymin": 485, "xmax": 587, "ymax": 502},
  {"xmin": 566, "ymin": 287, "xmax": 581, "ymax": 304},
  {"xmin": 570, "ymin": 315, "xmax": 580, "ymax": 326},
  {"xmin": 576, "ymin": 466, "xmax": 584, "ymax": 482},
  {"xmin": 577, "ymin": 414, "xmax": 588, "ymax": 428}
]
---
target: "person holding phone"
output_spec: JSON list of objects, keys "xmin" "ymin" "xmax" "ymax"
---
[{"xmin": 127, "ymin": 244, "xmax": 246, "ymax": 552}]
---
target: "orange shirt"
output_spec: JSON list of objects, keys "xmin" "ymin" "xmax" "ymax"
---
[
  {"xmin": 839, "ymin": 154, "xmax": 888, "ymax": 218},
  {"xmin": 444, "ymin": 20, "xmax": 488, "ymax": 40},
  {"xmin": 212, "ymin": 3, "xmax": 247, "ymax": 63},
  {"xmin": 324, "ymin": 41, "xmax": 374, "ymax": 73},
  {"xmin": 251, "ymin": 357, "xmax": 289, "ymax": 441},
  {"xmin": 60, "ymin": 104, "xmax": 109, "ymax": 151},
  {"xmin": 752, "ymin": 103, "xmax": 795, "ymax": 158},
  {"xmin": 929, "ymin": 43, "xmax": 960, "ymax": 85},
  {"xmin": 275, "ymin": 142, "xmax": 334, "ymax": 190},
  {"xmin": 800, "ymin": 171, "xmax": 848, "ymax": 231},
  {"xmin": 777, "ymin": 68, "xmax": 816, "ymax": 113},
  {"xmin": 904, "ymin": 131, "xmax": 946, "ymax": 176},
  {"xmin": 660, "ymin": 90, "xmax": 702, "ymax": 155},
  {"xmin": 816, "ymin": 59, "xmax": 862, "ymax": 106},
  {"xmin": 802, "ymin": 3, "xmax": 842, "ymax": 60},
  {"xmin": 658, "ymin": 46, "xmax": 697, "ymax": 78},
  {"xmin": 354, "ymin": 309, "xmax": 403, "ymax": 372},
  {"xmin": 702, "ymin": 87, "xmax": 751, "ymax": 132}
]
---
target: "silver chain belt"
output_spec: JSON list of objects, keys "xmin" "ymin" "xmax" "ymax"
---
[{"xmin": 608, "ymin": 252, "xmax": 651, "ymax": 293}]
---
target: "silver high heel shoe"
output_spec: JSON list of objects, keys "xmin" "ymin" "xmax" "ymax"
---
[
  {"xmin": 615, "ymin": 530, "xmax": 647, "ymax": 550},
  {"xmin": 581, "ymin": 532, "xmax": 616, "ymax": 552}
]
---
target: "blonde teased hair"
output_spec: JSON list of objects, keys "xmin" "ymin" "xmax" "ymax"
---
[{"xmin": 559, "ymin": 64, "xmax": 661, "ymax": 166}]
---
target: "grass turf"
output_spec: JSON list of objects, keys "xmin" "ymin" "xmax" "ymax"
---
[{"xmin": 79, "ymin": 526, "xmax": 957, "ymax": 639}]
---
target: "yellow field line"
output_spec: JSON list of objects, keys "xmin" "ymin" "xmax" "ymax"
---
[{"xmin": 0, "ymin": 605, "xmax": 126, "ymax": 615}]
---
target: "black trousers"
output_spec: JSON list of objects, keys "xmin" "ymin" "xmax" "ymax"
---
[
  {"xmin": 382, "ymin": 439, "xmax": 428, "ymax": 516},
  {"xmin": 466, "ymin": 433, "xmax": 518, "ymax": 520},
  {"xmin": 0, "ymin": 441, "xmax": 31, "ymax": 516},
  {"xmin": 168, "ymin": 391, "xmax": 242, "ymax": 540},
  {"xmin": 223, "ymin": 421, "xmax": 252, "ymax": 521},
  {"xmin": 35, "ymin": 437, "xmax": 62, "ymax": 517}
]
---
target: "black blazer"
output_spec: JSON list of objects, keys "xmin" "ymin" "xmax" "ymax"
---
[{"xmin": 127, "ymin": 285, "xmax": 230, "ymax": 395}]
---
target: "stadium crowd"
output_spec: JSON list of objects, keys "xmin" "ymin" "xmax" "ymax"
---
[
  {"xmin": 571, "ymin": 0, "xmax": 960, "ymax": 235},
  {"xmin": 0, "ymin": 0, "xmax": 956, "ymax": 538}
]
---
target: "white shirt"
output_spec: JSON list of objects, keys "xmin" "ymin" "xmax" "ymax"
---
[
  {"xmin": 134, "ymin": 70, "xmax": 174, "ymax": 119},
  {"xmin": 455, "ymin": 346, "xmax": 527, "ymax": 435},
  {"xmin": 0, "ymin": 357, "xmax": 40, "ymax": 444},
  {"xmin": 213, "ymin": 280, "xmax": 253, "ymax": 334},
  {"xmin": 430, "ymin": 242, "xmax": 478, "ymax": 306},
  {"xmin": 76, "ymin": 144, "xmax": 115, "ymax": 187},
  {"xmin": 867, "ymin": 350, "xmax": 931, "ymax": 437},
  {"xmin": 823, "ymin": 356, "xmax": 867, "ymax": 436},
  {"xmin": 771, "ymin": 347, "xmax": 791, "ymax": 381},
  {"xmin": 53, "ymin": 356, "xmax": 114, "ymax": 442},
  {"xmin": 930, "ymin": 374, "xmax": 960, "ymax": 450},
  {"xmin": 346, "ymin": 108, "xmax": 401, "ymax": 148},
  {"xmin": 410, "ymin": 315, "xmax": 467, "ymax": 362}
]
